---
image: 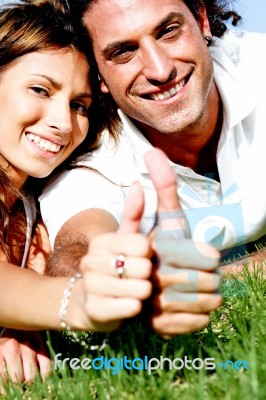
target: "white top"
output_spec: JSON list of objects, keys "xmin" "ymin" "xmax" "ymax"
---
[
  {"xmin": 40, "ymin": 30, "xmax": 266, "ymax": 253},
  {"xmin": 21, "ymin": 194, "xmax": 36, "ymax": 268}
]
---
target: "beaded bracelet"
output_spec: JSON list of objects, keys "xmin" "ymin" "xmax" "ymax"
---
[
  {"xmin": 59, "ymin": 272, "xmax": 82, "ymax": 330},
  {"xmin": 59, "ymin": 272, "xmax": 108, "ymax": 351}
]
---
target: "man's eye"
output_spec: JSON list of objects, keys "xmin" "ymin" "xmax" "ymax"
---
[
  {"xmin": 160, "ymin": 24, "xmax": 182, "ymax": 39},
  {"xmin": 110, "ymin": 46, "xmax": 136, "ymax": 63}
]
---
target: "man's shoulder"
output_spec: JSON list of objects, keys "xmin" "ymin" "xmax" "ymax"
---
[
  {"xmin": 220, "ymin": 29, "xmax": 266, "ymax": 45},
  {"xmin": 212, "ymin": 29, "xmax": 266, "ymax": 83},
  {"xmin": 216, "ymin": 29, "xmax": 266, "ymax": 59}
]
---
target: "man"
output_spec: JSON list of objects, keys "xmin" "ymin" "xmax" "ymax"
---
[{"xmin": 41, "ymin": 0, "xmax": 266, "ymax": 333}]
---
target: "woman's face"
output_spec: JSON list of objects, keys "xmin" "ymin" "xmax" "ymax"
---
[{"xmin": 0, "ymin": 49, "xmax": 91, "ymax": 188}]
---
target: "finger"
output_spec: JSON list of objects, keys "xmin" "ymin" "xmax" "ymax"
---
[
  {"xmin": 151, "ymin": 312, "xmax": 210, "ymax": 336},
  {"xmin": 87, "ymin": 232, "xmax": 151, "ymax": 259},
  {"xmin": 83, "ymin": 273, "xmax": 152, "ymax": 300},
  {"xmin": 0, "ymin": 340, "xmax": 24, "ymax": 383},
  {"xmin": 37, "ymin": 353, "xmax": 52, "ymax": 381},
  {"xmin": 1, "ymin": 355, "xmax": 23, "ymax": 383},
  {"xmin": 157, "ymin": 270, "xmax": 221, "ymax": 293},
  {"xmin": 82, "ymin": 253, "xmax": 152, "ymax": 279},
  {"xmin": 21, "ymin": 333, "xmax": 51, "ymax": 382},
  {"xmin": 20, "ymin": 343, "xmax": 38, "ymax": 383},
  {"xmin": 155, "ymin": 239, "xmax": 220, "ymax": 272},
  {"xmin": 85, "ymin": 295, "xmax": 143, "ymax": 328},
  {"xmin": 144, "ymin": 148, "xmax": 180, "ymax": 211},
  {"xmin": 144, "ymin": 148, "xmax": 190, "ymax": 238},
  {"xmin": 156, "ymin": 292, "xmax": 222, "ymax": 312},
  {"xmin": 0, "ymin": 356, "xmax": 8, "ymax": 382},
  {"xmin": 119, "ymin": 181, "xmax": 144, "ymax": 233}
]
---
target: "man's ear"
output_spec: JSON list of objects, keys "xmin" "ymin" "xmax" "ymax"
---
[
  {"xmin": 197, "ymin": 5, "xmax": 212, "ymax": 37},
  {"xmin": 100, "ymin": 79, "xmax": 109, "ymax": 94}
]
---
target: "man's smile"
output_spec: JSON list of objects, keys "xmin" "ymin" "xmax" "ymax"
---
[
  {"xmin": 150, "ymin": 78, "xmax": 186, "ymax": 101},
  {"xmin": 140, "ymin": 73, "xmax": 191, "ymax": 102}
]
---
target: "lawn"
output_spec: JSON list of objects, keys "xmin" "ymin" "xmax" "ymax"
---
[{"xmin": 2, "ymin": 262, "xmax": 266, "ymax": 400}]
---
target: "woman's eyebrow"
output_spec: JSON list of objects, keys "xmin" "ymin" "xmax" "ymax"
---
[
  {"xmin": 28, "ymin": 74, "xmax": 92, "ymax": 98},
  {"xmin": 28, "ymin": 74, "xmax": 62, "ymax": 90}
]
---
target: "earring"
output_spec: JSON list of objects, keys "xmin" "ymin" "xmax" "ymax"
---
[
  {"xmin": 204, "ymin": 35, "xmax": 213, "ymax": 47},
  {"xmin": 97, "ymin": 74, "xmax": 101, "ymax": 82}
]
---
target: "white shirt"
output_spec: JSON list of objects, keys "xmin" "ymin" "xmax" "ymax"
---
[{"xmin": 40, "ymin": 30, "xmax": 266, "ymax": 255}]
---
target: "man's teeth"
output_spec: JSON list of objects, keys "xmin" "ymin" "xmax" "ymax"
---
[
  {"xmin": 26, "ymin": 133, "xmax": 61, "ymax": 153},
  {"xmin": 151, "ymin": 79, "xmax": 185, "ymax": 101}
]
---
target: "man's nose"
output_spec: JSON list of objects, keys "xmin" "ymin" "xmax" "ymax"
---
[{"xmin": 140, "ymin": 40, "xmax": 176, "ymax": 83}]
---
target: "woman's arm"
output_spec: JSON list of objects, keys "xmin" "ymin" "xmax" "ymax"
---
[
  {"xmin": 0, "ymin": 262, "xmax": 73, "ymax": 330},
  {"xmin": 0, "ymin": 227, "xmax": 152, "ymax": 332}
]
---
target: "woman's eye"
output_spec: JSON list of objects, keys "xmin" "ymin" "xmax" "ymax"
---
[
  {"xmin": 71, "ymin": 101, "xmax": 89, "ymax": 116},
  {"xmin": 30, "ymin": 86, "xmax": 49, "ymax": 96}
]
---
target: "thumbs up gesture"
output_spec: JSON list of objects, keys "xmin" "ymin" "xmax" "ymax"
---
[
  {"xmin": 80, "ymin": 148, "xmax": 221, "ymax": 336},
  {"xmin": 144, "ymin": 149, "xmax": 222, "ymax": 337}
]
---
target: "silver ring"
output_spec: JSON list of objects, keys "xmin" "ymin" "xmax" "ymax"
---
[{"xmin": 113, "ymin": 254, "xmax": 127, "ymax": 279}]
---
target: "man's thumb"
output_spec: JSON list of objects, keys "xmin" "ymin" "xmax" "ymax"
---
[
  {"xmin": 144, "ymin": 148, "xmax": 190, "ymax": 239},
  {"xmin": 118, "ymin": 181, "xmax": 144, "ymax": 233}
]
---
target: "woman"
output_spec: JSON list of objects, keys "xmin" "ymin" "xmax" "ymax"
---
[{"xmin": 0, "ymin": 0, "xmax": 152, "ymax": 388}]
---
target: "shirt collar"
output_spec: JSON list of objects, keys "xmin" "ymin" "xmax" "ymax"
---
[
  {"xmin": 118, "ymin": 109, "xmax": 152, "ymax": 173},
  {"xmin": 210, "ymin": 31, "xmax": 259, "ymax": 130}
]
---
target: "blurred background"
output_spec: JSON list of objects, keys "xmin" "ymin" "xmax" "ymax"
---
[{"xmin": 237, "ymin": 0, "xmax": 266, "ymax": 32}]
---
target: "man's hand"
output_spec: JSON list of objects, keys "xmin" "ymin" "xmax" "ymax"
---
[
  {"xmin": 144, "ymin": 148, "xmax": 222, "ymax": 337},
  {"xmin": 0, "ymin": 329, "xmax": 51, "ymax": 394}
]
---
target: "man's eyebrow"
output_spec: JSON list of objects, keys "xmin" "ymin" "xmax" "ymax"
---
[
  {"xmin": 154, "ymin": 12, "xmax": 185, "ymax": 32},
  {"xmin": 101, "ymin": 40, "xmax": 133, "ymax": 58},
  {"xmin": 101, "ymin": 12, "xmax": 185, "ymax": 58}
]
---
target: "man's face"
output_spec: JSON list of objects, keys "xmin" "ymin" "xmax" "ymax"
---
[{"xmin": 84, "ymin": 0, "xmax": 215, "ymax": 137}]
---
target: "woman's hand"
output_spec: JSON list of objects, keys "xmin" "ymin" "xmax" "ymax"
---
[
  {"xmin": 71, "ymin": 182, "xmax": 153, "ymax": 332},
  {"xmin": 0, "ymin": 329, "xmax": 51, "ymax": 394}
]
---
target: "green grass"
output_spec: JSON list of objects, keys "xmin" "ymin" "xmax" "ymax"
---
[{"xmin": 2, "ymin": 262, "xmax": 266, "ymax": 400}]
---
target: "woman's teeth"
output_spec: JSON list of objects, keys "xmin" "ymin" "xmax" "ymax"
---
[
  {"xmin": 150, "ymin": 79, "xmax": 185, "ymax": 101},
  {"xmin": 26, "ymin": 133, "xmax": 61, "ymax": 153}
]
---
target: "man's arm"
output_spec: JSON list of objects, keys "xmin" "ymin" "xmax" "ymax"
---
[
  {"xmin": 220, "ymin": 248, "xmax": 266, "ymax": 278},
  {"xmin": 47, "ymin": 208, "xmax": 118, "ymax": 276}
]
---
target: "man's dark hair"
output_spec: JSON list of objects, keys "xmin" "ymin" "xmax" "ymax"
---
[
  {"xmin": 184, "ymin": 0, "xmax": 241, "ymax": 37},
  {"xmin": 73, "ymin": 0, "xmax": 241, "ymax": 39}
]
